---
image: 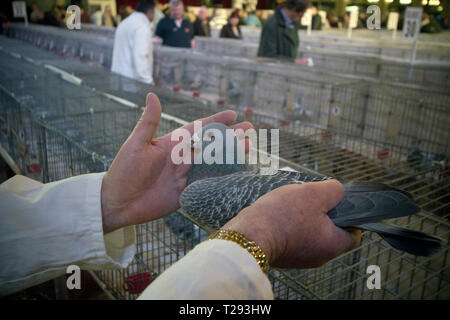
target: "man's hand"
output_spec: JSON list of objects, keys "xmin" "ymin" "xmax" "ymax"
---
[
  {"xmin": 101, "ymin": 93, "xmax": 253, "ymax": 233},
  {"xmin": 222, "ymin": 180, "xmax": 362, "ymax": 269}
]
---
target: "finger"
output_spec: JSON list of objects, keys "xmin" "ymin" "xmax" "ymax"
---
[
  {"xmin": 309, "ymin": 179, "xmax": 345, "ymax": 213},
  {"xmin": 230, "ymin": 121, "xmax": 254, "ymax": 132},
  {"xmin": 132, "ymin": 93, "xmax": 162, "ymax": 144},
  {"xmin": 231, "ymin": 121, "xmax": 254, "ymax": 153},
  {"xmin": 182, "ymin": 110, "xmax": 238, "ymax": 134}
]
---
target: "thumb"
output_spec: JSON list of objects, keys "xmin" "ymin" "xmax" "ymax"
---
[{"xmin": 132, "ymin": 93, "xmax": 162, "ymax": 144}]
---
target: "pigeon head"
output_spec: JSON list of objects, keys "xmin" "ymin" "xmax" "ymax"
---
[{"xmin": 186, "ymin": 122, "xmax": 250, "ymax": 185}]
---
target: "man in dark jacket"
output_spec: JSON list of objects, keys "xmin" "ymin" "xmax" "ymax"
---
[
  {"xmin": 192, "ymin": 6, "xmax": 210, "ymax": 37},
  {"xmin": 257, "ymin": 0, "xmax": 310, "ymax": 63},
  {"xmin": 155, "ymin": 0, "xmax": 194, "ymax": 48}
]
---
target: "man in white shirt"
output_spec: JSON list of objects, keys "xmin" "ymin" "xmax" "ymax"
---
[
  {"xmin": 111, "ymin": 0, "xmax": 155, "ymax": 84},
  {"xmin": 0, "ymin": 93, "xmax": 361, "ymax": 299}
]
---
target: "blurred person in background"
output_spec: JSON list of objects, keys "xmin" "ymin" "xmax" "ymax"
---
[
  {"xmin": 193, "ymin": 6, "xmax": 211, "ymax": 37},
  {"xmin": 257, "ymin": 0, "xmax": 310, "ymax": 65},
  {"xmin": 246, "ymin": 10, "xmax": 262, "ymax": 28},
  {"xmin": 328, "ymin": 13, "xmax": 338, "ymax": 28},
  {"xmin": 152, "ymin": 2, "xmax": 165, "ymax": 30},
  {"xmin": 79, "ymin": 6, "xmax": 91, "ymax": 24},
  {"xmin": 111, "ymin": 0, "xmax": 155, "ymax": 84},
  {"xmin": 0, "ymin": 12, "xmax": 9, "ymax": 36},
  {"xmin": 255, "ymin": 9, "xmax": 264, "ymax": 23},
  {"xmin": 311, "ymin": 6, "xmax": 321, "ymax": 30},
  {"xmin": 90, "ymin": 6, "xmax": 102, "ymax": 26},
  {"xmin": 209, "ymin": 7, "xmax": 227, "ymax": 29},
  {"xmin": 220, "ymin": 10, "xmax": 243, "ymax": 39},
  {"xmin": 118, "ymin": 5, "xmax": 127, "ymax": 21},
  {"xmin": 126, "ymin": 5, "xmax": 135, "ymax": 17},
  {"xmin": 29, "ymin": 2, "xmax": 44, "ymax": 24},
  {"xmin": 421, "ymin": 13, "xmax": 443, "ymax": 33},
  {"xmin": 239, "ymin": 9, "xmax": 248, "ymax": 26},
  {"xmin": 260, "ymin": 10, "xmax": 270, "ymax": 24},
  {"xmin": 44, "ymin": 5, "xmax": 65, "ymax": 27},
  {"xmin": 102, "ymin": 5, "xmax": 117, "ymax": 27},
  {"xmin": 155, "ymin": 0, "xmax": 194, "ymax": 48},
  {"xmin": 118, "ymin": 5, "xmax": 134, "ymax": 22}
]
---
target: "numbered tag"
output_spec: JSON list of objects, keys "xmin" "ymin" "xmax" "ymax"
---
[
  {"xmin": 349, "ymin": 9, "xmax": 359, "ymax": 29},
  {"xmin": 402, "ymin": 7, "xmax": 423, "ymax": 41},
  {"xmin": 301, "ymin": 9, "xmax": 312, "ymax": 27},
  {"xmin": 12, "ymin": 1, "xmax": 28, "ymax": 26},
  {"xmin": 285, "ymin": 91, "xmax": 294, "ymax": 112},
  {"xmin": 12, "ymin": 1, "xmax": 26, "ymax": 18}
]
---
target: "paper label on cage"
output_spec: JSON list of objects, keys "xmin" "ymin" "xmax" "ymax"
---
[
  {"xmin": 386, "ymin": 122, "xmax": 400, "ymax": 142},
  {"xmin": 219, "ymin": 79, "xmax": 227, "ymax": 96},
  {"xmin": 174, "ymin": 67, "xmax": 181, "ymax": 83},
  {"xmin": 285, "ymin": 94, "xmax": 294, "ymax": 112},
  {"xmin": 12, "ymin": 1, "xmax": 26, "ymax": 18},
  {"xmin": 387, "ymin": 12, "xmax": 399, "ymax": 30},
  {"xmin": 349, "ymin": 8, "xmax": 359, "ymax": 29},
  {"xmin": 192, "ymin": 72, "xmax": 201, "ymax": 90},
  {"xmin": 402, "ymin": 7, "xmax": 422, "ymax": 41},
  {"xmin": 253, "ymin": 84, "xmax": 258, "ymax": 104},
  {"xmin": 328, "ymin": 113, "xmax": 341, "ymax": 129}
]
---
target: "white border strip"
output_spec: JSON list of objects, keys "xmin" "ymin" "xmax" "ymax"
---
[
  {"xmin": 44, "ymin": 64, "xmax": 83, "ymax": 86},
  {"xmin": 100, "ymin": 92, "xmax": 139, "ymax": 109}
]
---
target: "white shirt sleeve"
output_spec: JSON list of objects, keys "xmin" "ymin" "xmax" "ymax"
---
[
  {"xmin": 133, "ymin": 24, "xmax": 154, "ymax": 84},
  {"xmin": 138, "ymin": 239, "xmax": 274, "ymax": 300},
  {"xmin": 0, "ymin": 173, "xmax": 274, "ymax": 300},
  {"xmin": 0, "ymin": 173, "xmax": 135, "ymax": 297}
]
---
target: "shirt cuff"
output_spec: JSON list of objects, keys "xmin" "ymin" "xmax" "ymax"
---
[
  {"xmin": 77, "ymin": 172, "xmax": 136, "ymax": 270},
  {"xmin": 138, "ymin": 239, "xmax": 274, "ymax": 300}
]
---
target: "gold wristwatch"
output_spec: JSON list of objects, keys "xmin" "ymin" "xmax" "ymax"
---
[{"xmin": 208, "ymin": 229, "xmax": 270, "ymax": 273}]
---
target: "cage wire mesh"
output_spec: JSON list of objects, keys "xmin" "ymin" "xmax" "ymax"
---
[
  {"xmin": 192, "ymin": 37, "xmax": 450, "ymax": 90},
  {"xmin": 0, "ymin": 34, "xmax": 448, "ymax": 300}
]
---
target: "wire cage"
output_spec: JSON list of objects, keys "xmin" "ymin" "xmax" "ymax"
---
[
  {"xmin": 193, "ymin": 37, "xmax": 450, "ymax": 90},
  {"xmin": 9, "ymin": 24, "xmax": 114, "ymax": 69},
  {"xmin": 0, "ymin": 34, "xmax": 449, "ymax": 300}
]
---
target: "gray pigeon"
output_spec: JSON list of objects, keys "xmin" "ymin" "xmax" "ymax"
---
[{"xmin": 180, "ymin": 123, "xmax": 443, "ymax": 257}]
